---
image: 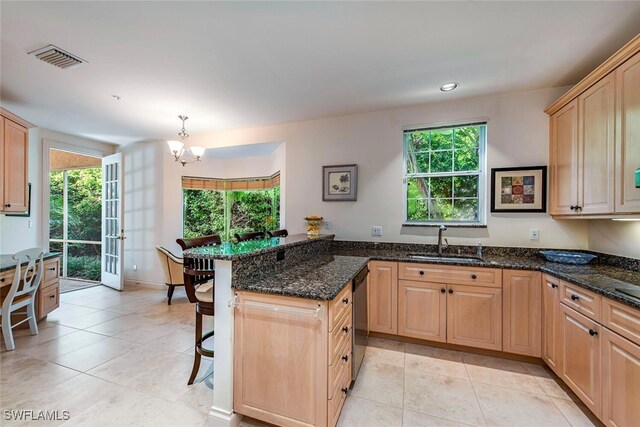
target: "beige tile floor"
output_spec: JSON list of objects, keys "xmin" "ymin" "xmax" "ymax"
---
[{"xmin": 1, "ymin": 285, "xmax": 602, "ymax": 427}]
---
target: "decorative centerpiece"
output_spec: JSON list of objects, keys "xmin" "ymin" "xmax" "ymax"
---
[{"xmin": 304, "ymin": 216, "xmax": 323, "ymax": 236}]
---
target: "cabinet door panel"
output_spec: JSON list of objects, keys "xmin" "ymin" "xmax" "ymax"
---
[
  {"xmin": 615, "ymin": 51, "xmax": 640, "ymax": 213},
  {"xmin": 560, "ymin": 304, "xmax": 601, "ymax": 417},
  {"xmin": 447, "ymin": 284, "xmax": 502, "ymax": 351},
  {"xmin": 550, "ymin": 99, "xmax": 579, "ymax": 215},
  {"xmin": 542, "ymin": 275, "xmax": 562, "ymax": 374},
  {"xmin": 578, "ymin": 73, "xmax": 615, "ymax": 214},
  {"xmin": 368, "ymin": 261, "xmax": 398, "ymax": 334},
  {"xmin": 0, "ymin": 116, "xmax": 4, "ymax": 210},
  {"xmin": 3, "ymin": 119, "xmax": 28, "ymax": 212},
  {"xmin": 503, "ymin": 270, "xmax": 542, "ymax": 357},
  {"xmin": 602, "ymin": 328, "xmax": 640, "ymax": 427},
  {"xmin": 398, "ymin": 280, "xmax": 446, "ymax": 342}
]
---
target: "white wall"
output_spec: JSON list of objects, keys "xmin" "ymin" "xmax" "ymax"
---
[
  {"xmin": 588, "ymin": 220, "xmax": 640, "ymax": 259},
  {"xmin": 0, "ymin": 128, "xmax": 115, "ymax": 254},
  {"xmin": 122, "ymin": 142, "xmax": 285, "ymax": 286},
  {"xmin": 190, "ymin": 86, "xmax": 588, "ymax": 249}
]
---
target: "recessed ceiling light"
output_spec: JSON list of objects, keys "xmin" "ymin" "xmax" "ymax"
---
[
  {"xmin": 440, "ymin": 82, "xmax": 458, "ymax": 92},
  {"xmin": 111, "ymin": 95, "xmax": 122, "ymax": 101}
]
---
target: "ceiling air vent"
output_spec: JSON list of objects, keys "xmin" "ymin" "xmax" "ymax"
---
[{"xmin": 28, "ymin": 45, "xmax": 87, "ymax": 69}]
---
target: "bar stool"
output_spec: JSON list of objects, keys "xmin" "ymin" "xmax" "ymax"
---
[
  {"xmin": 234, "ymin": 231, "xmax": 266, "ymax": 242},
  {"xmin": 176, "ymin": 234, "xmax": 221, "ymax": 385},
  {"xmin": 267, "ymin": 229, "xmax": 288, "ymax": 238}
]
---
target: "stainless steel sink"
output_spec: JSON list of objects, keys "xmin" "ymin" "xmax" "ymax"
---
[{"xmin": 406, "ymin": 253, "xmax": 485, "ymax": 263}]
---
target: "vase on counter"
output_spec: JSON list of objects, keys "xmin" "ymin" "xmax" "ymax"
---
[{"xmin": 304, "ymin": 216, "xmax": 323, "ymax": 236}]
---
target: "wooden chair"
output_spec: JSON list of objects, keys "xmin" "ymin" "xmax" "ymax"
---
[
  {"xmin": 1, "ymin": 248, "xmax": 44, "ymax": 351},
  {"xmin": 155, "ymin": 246, "xmax": 184, "ymax": 305},
  {"xmin": 176, "ymin": 234, "xmax": 221, "ymax": 384},
  {"xmin": 267, "ymin": 229, "xmax": 288, "ymax": 238},
  {"xmin": 234, "ymin": 231, "xmax": 266, "ymax": 242}
]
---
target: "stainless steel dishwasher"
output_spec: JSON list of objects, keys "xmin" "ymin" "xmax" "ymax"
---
[{"xmin": 351, "ymin": 265, "xmax": 369, "ymax": 387}]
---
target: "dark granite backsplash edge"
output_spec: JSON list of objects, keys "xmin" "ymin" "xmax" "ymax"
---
[{"xmin": 330, "ymin": 240, "xmax": 640, "ymax": 272}]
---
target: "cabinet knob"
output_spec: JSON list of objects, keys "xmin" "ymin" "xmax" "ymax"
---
[
  {"xmin": 589, "ymin": 329, "xmax": 598, "ymax": 337},
  {"xmin": 342, "ymin": 297, "xmax": 349, "ymax": 304},
  {"xmin": 440, "ymin": 288, "xmax": 446, "ymax": 293},
  {"xmin": 448, "ymin": 289, "xmax": 453, "ymax": 294},
  {"xmin": 471, "ymin": 274, "xmax": 477, "ymax": 279},
  {"xmin": 342, "ymin": 326, "xmax": 349, "ymax": 333},
  {"xmin": 570, "ymin": 205, "xmax": 576, "ymax": 211},
  {"xmin": 551, "ymin": 283, "xmax": 558, "ymax": 289},
  {"xmin": 0, "ymin": 278, "xmax": 5, "ymax": 282},
  {"xmin": 419, "ymin": 271, "xmax": 424, "ymax": 276},
  {"xmin": 4, "ymin": 204, "xmax": 10, "ymax": 208},
  {"xmin": 571, "ymin": 294, "xmax": 579, "ymax": 301},
  {"xmin": 341, "ymin": 387, "xmax": 349, "ymax": 395},
  {"xmin": 342, "ymin": 355, "xmax": 349, "ymax": 362},
  {"xmin": 49, "ymin": 295, "xmax": 55, "ymax": 299},
  {"xmin": 47, "ymin": 267, "xmax": 56, "ymax": 271}
]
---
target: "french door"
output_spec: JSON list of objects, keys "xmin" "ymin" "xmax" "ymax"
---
[{"xmin": 101, "ymin": 153, "xmax": 124, "ymax": 290}]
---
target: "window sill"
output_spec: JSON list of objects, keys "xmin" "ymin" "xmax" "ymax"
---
[{"xmin": 402, "ymin": 223, "xmax": 487, "ymax": 229}]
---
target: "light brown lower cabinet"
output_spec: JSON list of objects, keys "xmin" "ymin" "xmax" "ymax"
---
[
  {"xmin": 398, "ymin": 280, "xmax": 446, "ymax": 342},
  {"xmin": 447, "ymin": 284, "xmax": 502, "ymax": 351},
  {"xmin": 368, "ymin": 261, "xmax": 398, "ymax": 334},
  {"xmin": 602, "ymin": 327, "xmax": 640, "ymax": 427},
  {"xmin": 503, "ymin": 270, "xmax": 542, "ymax": 357},
  {"xmin": 559, "ymin": 303, "xmax": 602, "ymax": 418},
  {"xmin": 233, "ymin": 285, "xmax": 352, "ymax": 427}
]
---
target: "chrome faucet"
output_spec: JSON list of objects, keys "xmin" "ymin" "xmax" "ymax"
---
[{"xmin": 437, "ymin": 225, "xmax": 449, "ymax": 256}]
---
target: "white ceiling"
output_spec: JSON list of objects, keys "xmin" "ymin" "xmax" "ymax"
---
[{"xmin": 1, "ymin": 1, "xmax": 639, "ymax": 145}]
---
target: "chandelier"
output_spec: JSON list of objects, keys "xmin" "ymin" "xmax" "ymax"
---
[{"xmin": 166, "ymin": 115, "xmax": 206, "ymax": 166}]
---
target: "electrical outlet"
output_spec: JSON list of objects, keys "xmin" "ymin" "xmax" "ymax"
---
[
  {"xmin": 372, "ymin": 226, "xmax": 383, "ymax": 237},
  {"xmin": 529, "ymin": 229, "xmax": 539, "ymax": 241},
  {"xmin": 323, "ymin": 220, "xmax": 332, "ymax": 229},
  {"xmin": 28, "ymin": 220, "xmax": 35, "ymax": 229}
]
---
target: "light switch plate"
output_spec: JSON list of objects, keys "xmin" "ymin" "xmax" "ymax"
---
[{"xmin": 372, "ymin": 226, "xmax": 383, "ymax": 237}]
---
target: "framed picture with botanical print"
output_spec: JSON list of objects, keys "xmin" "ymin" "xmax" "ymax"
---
[
  {"xmin": 491, "ymin": 166, "xmax": 547, "ymax": 213},
  {"xmin": 323, "ymin": 164, "xmax": 358, "ymax": 201}
]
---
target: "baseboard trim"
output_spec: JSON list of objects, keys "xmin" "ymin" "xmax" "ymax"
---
[{"xmin": 123, "ymin": 279, "xmax": 165, "ymax": 290}]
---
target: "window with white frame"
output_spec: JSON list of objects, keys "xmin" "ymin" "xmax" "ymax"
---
[{"xmin": 403, "ymin": 122, "xmax": 486, "ymax": 224}]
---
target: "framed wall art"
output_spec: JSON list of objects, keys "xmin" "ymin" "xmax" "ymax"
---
[
  {"xmin": 491, "ymin": 166, "xmax": 547, "ymax": 213},
  {"xmin": 323, "ymin": 164, "xmax": 358, "ymax": 201}
]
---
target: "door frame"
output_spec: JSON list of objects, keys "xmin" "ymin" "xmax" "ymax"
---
[{"xmin": 41, "ymin": 138, "xmax": 116, "ymax": 253}]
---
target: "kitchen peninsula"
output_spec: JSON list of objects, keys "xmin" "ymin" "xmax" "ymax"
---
[{"xmin": 184, "ymin": 235, "xmax": 640, "ymax": 427}]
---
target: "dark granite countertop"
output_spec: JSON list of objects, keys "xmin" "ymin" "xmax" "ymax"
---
[
  {"xmin": 332, "ymin": 247, "xmax": 640, "ymax": 310},
  {"xmin": 0, "ymin": 252, "xmax": 61, "ymax": 273},
  {"xmin": 183, "ymin": 233, "xmax": 334, "ymax": 261},
  {"xmin": 234, "ymin": 255, "xmax": 369, "ymax": 301}
]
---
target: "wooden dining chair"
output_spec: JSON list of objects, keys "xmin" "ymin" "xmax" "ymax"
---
[
  {"xmin": 176, "ymin": 234, "xmax": 220, "ymax": 384},
  {"xmin": 234, "ymin": 231, "xmax": 266, "ymax": 242},
  {"xmin": 155, "ymin": 246, "xmax": 184, "ymax": 305},
  {"xmin": 1, "ymin": 248, "xmax": 44, "ymax": 351},
  {"xmin": 267, "ymin": 229, "xmax": 288, "ymax": 238}
]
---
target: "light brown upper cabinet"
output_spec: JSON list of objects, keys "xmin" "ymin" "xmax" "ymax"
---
[
  {"xmin": 503, "ymin": 270, "xmax": 542, "ymax": 357},
  {"xmin": 368, "ymin": 261, "xmax": 398, "ymax": 335},
  {"xmin": 615, "ymin": 51, "xmax": 640, "ymax": 213},
  {"xmin": 0, "ymin": 108, "xmax": 32, "ymax": 214},
  {"xmin": 546, "ymin": 34, "xmax": 640, "ymax": 217}
]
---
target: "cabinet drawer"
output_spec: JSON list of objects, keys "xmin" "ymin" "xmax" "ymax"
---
[
  {"xmin": 38, "ymin": 283, "xmax": 60, "ymax": 318},
  {"xmin": 603, "ymin": 298, "xmax": 640, "ymax": 346},
  {"xmin": 560, "ymin": 281, "xmax": 601, "ymax": 322},
  {"xmin": 43, "ymin": 258, "xmax": 60, "ymax": 285},
  {"xmin": 328, "ymin": 337, "xmax": 351, "ymax": 400},
  {"xmin": 328, "ymin": 359, "xmax": 351, "ymax": 427},
  {"xmin": 399, "ymin": 263, "xmax": 501, "ymax": 288},
  {"xmin": 329, "ymin": 306, "xmax": 352, "ymax": 366},
  {"xmin": 0, "ymin": 270, "xmax": 14, "ymax": 289},
  {"xmin": 329, "ymin": 284, "xmax": 352, "ymax": 332}
]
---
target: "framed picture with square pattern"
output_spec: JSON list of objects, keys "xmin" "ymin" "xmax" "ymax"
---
[{"xmin": 490, "ymin": 166, "xmax": 547, "ymax": 213}]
